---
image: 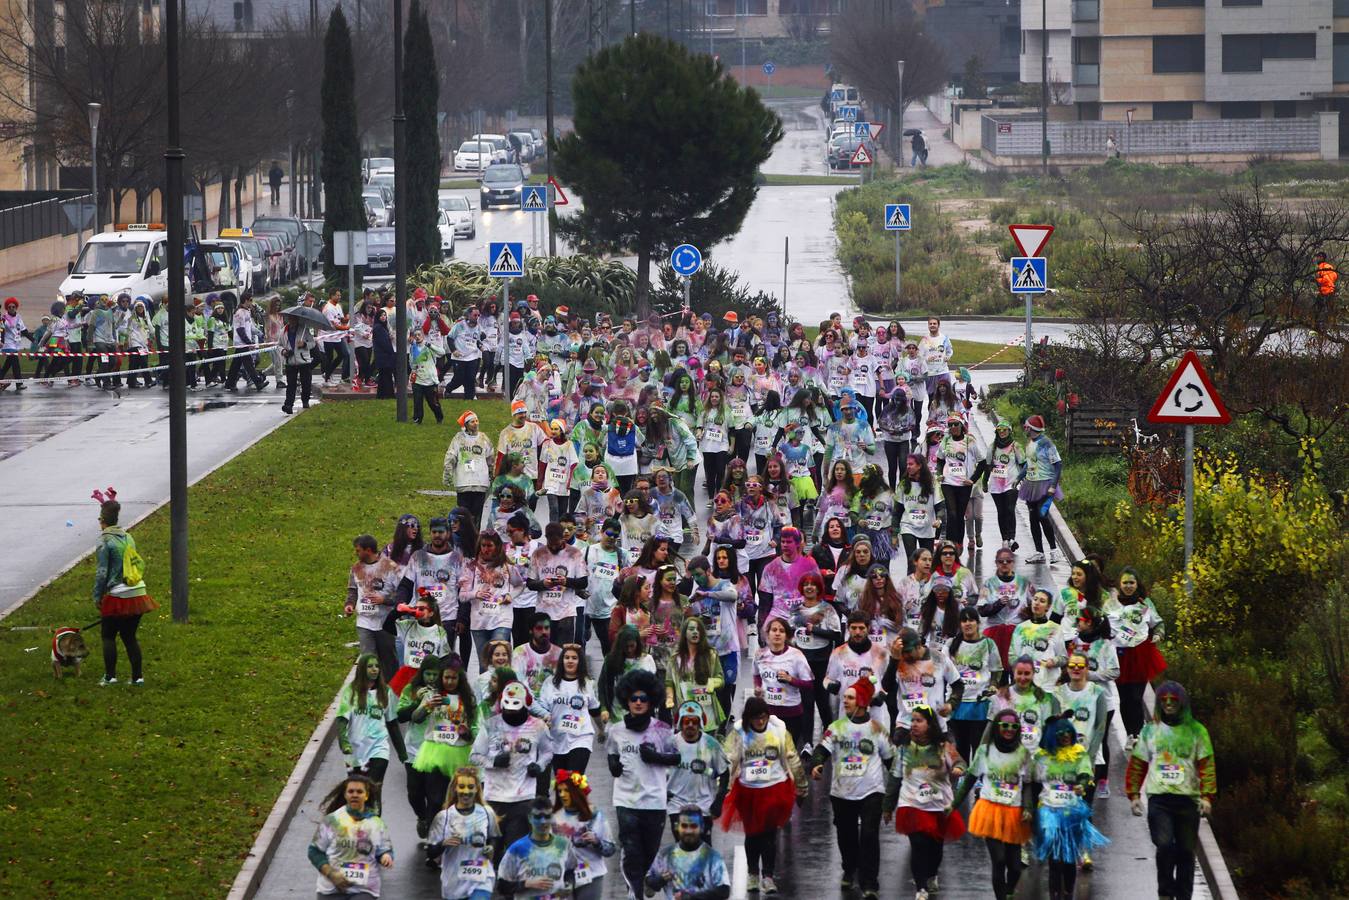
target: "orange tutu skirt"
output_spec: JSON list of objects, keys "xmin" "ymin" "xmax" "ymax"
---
[
  {"xmin": 967, "ymin": 798, "xmax": 1031, "ymax": 845},
  {"xmin": 894, "ymin": 806, "xmax": 966, "ymax": 842},
  {"xmin": 720, "ymin": 778, "xmax": 797, "ymax": 836},
  {"xmin": 100, "ymin": 594, "xmax": 158, "ymax": 617}
]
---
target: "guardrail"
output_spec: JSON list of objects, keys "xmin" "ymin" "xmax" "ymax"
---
[{"xmin": 0, "ymin": 191, "xmax": 90, "ymax": 251}]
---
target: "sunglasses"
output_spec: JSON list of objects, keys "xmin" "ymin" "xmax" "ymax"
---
[
  {"xmin": 1067, "ymin": 663, "xmax": 1088, "ymax": 670},
  {"xmin": 870, "ymin": 573, "xmax": 888, "ymax": 580},
  {"xmin": 996, "ymin": 721, "xmax": 1019, "ymax": 730},
  {"xmin": 940, "ymin": 551, "xmax": 956, "ymax": 557},
  {"xmin": 628, "ymin": 693, "xmax": 651, "ymax": 704},
  {"xmin": 996, "ymin": 558, "xmax": 1014, "ymax": 564}
]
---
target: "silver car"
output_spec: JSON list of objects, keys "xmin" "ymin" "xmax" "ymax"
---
[{"xmin": 437, "ymin": 193, "xmax": 476, "ymax": 238}]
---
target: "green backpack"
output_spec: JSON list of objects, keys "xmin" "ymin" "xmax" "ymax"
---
[{"xmin": 121, "ymin": 535, "xmax": 146, "ymax": 585}]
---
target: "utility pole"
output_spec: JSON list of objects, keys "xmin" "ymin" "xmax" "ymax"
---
[
  {"xmin": 545, "ymin": 0, "xmax": 557, "ymax": 256},
  {"xmin": 393, "ymin": 0, "xmax": 408, "ymax": 422},
  {"xmin": 165, "ymin": 0, "xmax": 189, "ymax": 622},
  {"xmin": 897, "ymin": 60, "xmax": 905, "ymax": 168},
  {"xmin": 1041, "ymin": 0, "xmax": 1049, "ymax": 174},
  {"xmin": 630, "ymin": 0, "xmax": 636, "ymax": 36}
]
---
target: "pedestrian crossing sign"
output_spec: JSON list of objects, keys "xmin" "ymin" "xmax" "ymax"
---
[
  {"xmin": 488, "ymin": 241, "xmax": 524, "ymax": 278},
  {"xmin": 884, "ymin": 203, "xmax": 911, "ymax": 231},
  {"xmin": 521, "ymin": 185, "xmax": 548, "ymax": 212},
  {"xmin": 1010, "ymin": 256, "xmax": 1047, "ymax": 294}
]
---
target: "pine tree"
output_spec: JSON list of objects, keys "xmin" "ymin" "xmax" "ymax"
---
[
  {"xmin": 319, "ymin": 6, "xmax": 365, "ymax": 285},
  {"xmin": 553, "ymin": 34, "xmax": 783, "ymax": 318},
  {"xmin": 402, "ymin": 0, "xmax": 441, "ymax": 271}
]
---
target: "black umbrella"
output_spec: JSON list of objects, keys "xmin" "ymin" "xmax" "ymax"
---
[
  {"xmin": 282, "ymin": 304, "xmax": 330, "ymax": 330},
  {"xmin": 903, "ymin": 128, "xmax": 924, "ymax": 137}
]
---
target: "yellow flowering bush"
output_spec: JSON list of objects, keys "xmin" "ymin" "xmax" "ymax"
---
[{"xmin": 1128, "ymin": 448, "xmax": 1343, "ymax": 653}]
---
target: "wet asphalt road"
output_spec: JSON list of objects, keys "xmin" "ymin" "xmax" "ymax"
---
[{"xmin": 252, "ymin": 387, "xmax": 1213, "ymax": 900}]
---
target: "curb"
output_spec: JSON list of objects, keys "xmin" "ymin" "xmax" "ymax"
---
[
  {"xmin": 226, "ymin": 667, "xmax": 354, "ymax": 900},
  {"xmin": 1046, "ymin": 504, "xmax": 1241, "ymax": 900}
]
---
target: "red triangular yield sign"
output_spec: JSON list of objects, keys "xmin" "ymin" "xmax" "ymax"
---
[
  {"xmin": 867, "ymin": 122, "xmax": 885, "ymax": 142},
  {"xmin": 1008, "ymin": 224, "xmax": 1054, "ymax": 258},
  {"xmin": 548, "ymin": 176, "xmax": 570, "ymax": 206},
  {"xmin": 851, "ymin": 143, "xmax": 873, "ymax": 165},
  {"xmin": 1146, "ymin": 350, "xmax": 1232, "ymax": 425}
]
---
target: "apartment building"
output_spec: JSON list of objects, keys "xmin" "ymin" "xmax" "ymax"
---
[{"xmin": 1022, "ymin": 0, "xmax": 1349, "ymax": 132}]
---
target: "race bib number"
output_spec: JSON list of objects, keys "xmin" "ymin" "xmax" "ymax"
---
[
  {"xmin": 703, "ymin": 424, "xmax": 724, "ymax": 445},
  {"xmin": 861, "ymin": 512, "xmax": 885, "ymax": 530},
  {"xmin": 790, "ymin": 462, "xmax": 811, "ymax": 479},
  {"xmin": 1020, "ymin": 724, "xmax": 1039, "ymax": 747},
  {"xmin": 765, "ymin": 681, "xmax": 785, "ymax": 703},
  {"xmin": 358, "ymin": 595, "xmax": 381, "ymax": 617},
  {"xmin": 1159, "ymin": 763, "xmax": 1186, "ymax": 785},
  {"xmin": 959, "ymin": 668, "xmax": 980, "ymax": 689},
  {"xmin": 903, "ymin": 691, "xmax": 926, "ymax": 711},
  {"xmin": 987, "ymin": 779, "xmax": 1020, "ymax": 805},
  {"xmin": 425, "ymin": 583, "xmax": 447, "ymax": 602},
  {"xmin": 340, "ymin": 862, "xmax": 371, "ymax": 887},
  {"xmin": 478, "ymin": 595, "xmax": 501, "ymax": 613},
  {"xmin": 1045, "ymin": 782, "xmax": 1076, "ymax": 806},
  {"xmin": 904, "ymin": 506, "xmax": 930, "ymax": 528},
  {"xmin": 745, "ymin": 527, "xmax": 762, "ymax": 544},
  {"xmin": 458, "ymin": 858, "xmax": 489, "ymax": 881},
  {"xmin": 543, "ymin": 587, "xmax": 565, "ymax": 607},
  {"xmin": 592, "ymin": 561, "xmax": 618, "ymax": 582},
  {"xmin": 992, "ymin": 460, "xmax": 1011, "ymax": 482},
  {"xmin": 558, "ymin": 713, "xmax": 585, "ymax": 733},
  {"xmin": 915, "ymin": 781, "xmax": 937, "ymax": 802},
  {"xmin": 428, "ymin": 721, "xmax": 461, "ymax": 745},
  {"xmin": 754, "ymin": 433, "xmax": 773, "ymax": 454},
  {"xmin": 839, "ymin": 753, "xmax": 867, "ymax": 779},
  {"xmin": 744, "ymin": 759, "xmax": 774, "ymax": 784},
  {"xmin": 732, "ymin": 399, "xmax": 751, "ymax": 419}
]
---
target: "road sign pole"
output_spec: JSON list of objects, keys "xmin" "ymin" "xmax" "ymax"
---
[
  {"xmin": 1025, "ymin": 294, "xmax": 1033, "ymax": 370},
  {"xmin": 782, "ymin": 235, "xmax": 789, "ymax": 320},
  {"xmin": 1184, "ymin": 424, "xmax": 1194, "ymax": 600},
  {"xmin": 895, "ymin": 230, "xmax": 901, "ymax": 300},
  {"xmin": 683, "ymin": 276, "xmax": 690, "ymax": 316},
  {"xmin": 346, "ymin": 232, "xmax": 355, "ymax": 321},
  {"xmin": 501, "ymin": 278, "xmax": 511, "ymax": 404}
]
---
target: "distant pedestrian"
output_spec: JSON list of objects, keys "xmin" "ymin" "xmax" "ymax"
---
[
  {"xmin": 92, "ymin": 497, "xmax": 157, "ymax": 686},
  {"xmin": 910, "ymin": 131, "xmax": 928, "ymax": 168},
  {"xmin": 1106, "ymin": 134, "xmax": 1119, "ymax": 160},
  {"xmin": 280, "ymin": 317, "xmax": 317, "ymax": 415},
  {"xmin": 268, "ymin": 162, "xmax": 283, "ymax": 206},
  {"xmin": 1315, "ymin": 251, "xmax": 1338, "ymax": 300}
]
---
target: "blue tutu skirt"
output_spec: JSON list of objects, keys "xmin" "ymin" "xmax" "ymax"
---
[{"xmin": 1035, "ymin": 798, "xmax": 1109, "ymax": 864}]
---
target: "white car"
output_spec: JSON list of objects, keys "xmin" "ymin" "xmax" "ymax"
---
[
  {"xmin": 437, "ymin": 192, "xmax": 476, "ymax": 238},
  {"xmin": 453, "ymin": 140, "xmax": 493, "ymax": 172},
  {"xmin": 437, "ymin": 210, "xmax": 457, "ymax": 259},
  {"xmin": 362, "ymin": 191, "xmax": 392, "ymax": 226},
  {"xmin": 216, "ymin": 229, "xmax": 270, "ymax": 293},
  {"xmin": 469, "ymin": 133, "xmax": 511, "ymax": 163},
  {"xmin": 363, "ymin": 157, "xmax": 394, "ymax": 182}
]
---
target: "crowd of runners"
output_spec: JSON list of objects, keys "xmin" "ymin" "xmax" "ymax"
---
[{"xmin": 309, "ymin": 306, "xmax": 1215, "ymax": 900}]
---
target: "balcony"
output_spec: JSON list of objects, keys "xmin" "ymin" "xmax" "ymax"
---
[
  {"xmin": 1073, "ymin": 63, "xmax": 1100, "ymax": 85},
  {"xmin": 1072, "ymin": 0, "xmax": 1099, "ymax": 22}
]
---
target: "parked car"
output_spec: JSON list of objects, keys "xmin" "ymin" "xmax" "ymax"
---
[
  {"xmin": 437, "ymin": 210, "xmax": 457, "ymax": 260},
  {"xmin": 363, "ymin": 157, "xmax": 394, "ymax": 182},
  {"xmin": 469, "ymin": 134, "xmax": 511, "ymax": 164},
  {"xmin": 437, "ymin": 192, "xmax": 476, "ymax": 238},
  {"xmin": 367, "ymin": 172, "xmax": 396, "ymax": 200},
  {"xmin": 454, "ymin": 140, "xmax": 494, "ymax": 173},
  {"xmin": 363, "ymin": 198, "xmax": 379, "ymax": 228},
  {"xmin": 249, "ymin": 215, "xmax": 307, "ymax": 272},
  {"xmin": 528, "ymin": 128, "xmax": 546, "ymax": 158},
  {"xmin": 479, "ymin": 163, "xmax": 525, "ymax": 209},
  {"xmin": 362, "ymin": 190, "xmax": 391, "ymax": 226},
  {"xmin": 827, "ymin": 136, "xmax": 876, "ymax": 170},
  {"xmin": 253, "ymin": 230, "xmax": 296, "ymax": 281},
  {"xmin": 509, "ymin": 131, "xmax": 536, "ymax": 163},
  {"xmin": 363, "ymin": 227, "xmax": 396, "ymax": 277},
  {"xmin": 216, "ymin": 228, "xmax": 270, "ymax": 293}
]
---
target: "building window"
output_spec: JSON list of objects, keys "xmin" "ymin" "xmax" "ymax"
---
[
  {"xmin": 1222, "ymin": 34, "xmax": 1264, "ymax": 72},
  {"xmin": 1222, "ymin": 0, "xmax": 1261, "ymax": 6},
  {"xmin": 1152, "ymin": 101, "xmax": 1194, "ymax": 120},
  {"xmin": 1153, "ymin": 0, "xmax": 1203, "ymax": 6},
  {"xmin": 1077, "ymin": 102, "xmax": 1102, "ymax": 120},
  {"xmin": 1273, "ymin": 100, "xmax": 1298, "ymax": 117},
  {"xmin": 1153, "ymin": 35, "xmax": 1205, "ymax": 73},
  {"xmin": 1263, "ymin": 33, "xmax": 1316, "ymax": 60},
  {"xmin": 1220, "ymin": 101, "xmax": 1261, "ymax": 118}
]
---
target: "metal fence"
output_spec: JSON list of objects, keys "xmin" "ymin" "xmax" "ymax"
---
[
  {"xmin": 0, "ymin": 191, "xmax": 90, "ymax": 252},
  {"xmin": 982, "ymin": 114, "xmax": 1321, "ymax": 157}
]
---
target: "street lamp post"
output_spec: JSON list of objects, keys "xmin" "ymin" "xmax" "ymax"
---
[
  {"xmin": 392, "ymin": 0, "xmax": 408, "ymax": 422},
  {"xmin": 87, "ymin": 103, "xmax": 100, "ymax": 234},
  {"xmin": 896, "ymin": 60, "xmax": 905, "ymax": 168},
  {"xmin": 286, "ymin": 91, "xmax": 296, "ymax": 215},
  {"xmin": 164, "ymin": 0, "xmax": 189, "ymax": 622}
]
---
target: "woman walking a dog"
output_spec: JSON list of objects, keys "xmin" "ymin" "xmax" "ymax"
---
[{"xmin": 93, "ymin": 496, "xmax": 157, "ymax": 685}]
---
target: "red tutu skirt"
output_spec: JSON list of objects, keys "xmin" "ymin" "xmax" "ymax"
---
[
  {"xmin": 100, "ymin": 594, "xmax": 158, "ymax": 617},
  {"xmin": 1118, "ymin": 641, "xmax": 1167, "ymax": 684},
  {"xmin": 984, "ymin": 624, "xmax": 1016, "ymax": 669},
  {"xmin": 720, "ymin": 778, "xmax": 797, "ymax": 836},
  {"xmin": 388, "ymin": 665, "xmax": 418, "ymax": 696},
  {"xmin": 894, "ymin": 806, "xmax": 966, "ymax": 842}
]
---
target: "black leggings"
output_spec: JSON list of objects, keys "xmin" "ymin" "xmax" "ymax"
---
[
  {"xmin": 1048, "ymin": 859, "xmax": 1077, "ymax": 898},
  {"xmin": 801, "ymin": 649, "xmax": 833, "ymax": 744},
  {"xmin": 907, "ymin": 831, "xmax": 944, "ymax": 889},
  {"xmin": 458, "ymin": 490, "xmax": 486, "ymax": 529},
  {"xmin": 745, "ymin": 827, "xmax": 780, "ymax": 877},
  {"xmin": 0, "ymin": 353, "xmax": 21, "ymax": 381},
  {"xmin": 941, "ymin": 483, "xmax": 973, "ymax": 549},
  {"xmin": 551, "ymin": 746, "xmax": 592, "ymax": 778},
  {"xmin": 1119, "ymin": 681, "xmax": 1148, "ymax": 737},
  {"xmin": 900, "ymin": 534, "xmax": 934, "ymax": 573},
  {"xmin": 702, "ymin": 451, "xmax": 728, "ymax": 500},
  {"xmin": 985, "ymin": 838, "xmax": 1026, "ymax": 900},
  {"xmin": 100, "ymin": 614, "xmax": 143, "ymax": 680},
  {"xmin": 883, "ymin": 439, "xmax": 911, "ymax": 488},
  {"xmin": 1025, "ymin": 494, "xmax": 1058, "ymax": 552},
  {"xmin": 949, "ymin": 719, "xmax": 985, "ymax": 770},
  {"xmin": 354, "ymin": 346, "xmax": 372, "ymax": 382},
  {"xmin": 405, "ymin": 762, "xmax": 429, "ymax": 824},
  {"xmin": 992, "ymin": 489, "xmax": 1018, "ymax": 543},
  {"xmin": 732, "ymin": 427, "xmax": 753, "ymax": 463}
]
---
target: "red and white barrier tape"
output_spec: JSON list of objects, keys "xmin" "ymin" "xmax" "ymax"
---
[
  {"xmin": 8, "ymin": 341, "xmax": 274, "ymax": 359},
  {"xmin": 0, "ymin": 344, "xmax": 279, "ymax": 387}
]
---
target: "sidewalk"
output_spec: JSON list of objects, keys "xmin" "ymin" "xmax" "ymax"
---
[{"xmin": 898, "ymin": 101, "xmax": 973, "ymax": 169}]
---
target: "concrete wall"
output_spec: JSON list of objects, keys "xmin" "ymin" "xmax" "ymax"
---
[
  {"xmin": 0, "ymin": 226, "xmax": 100, "ymax": 284},
  {"xmin": 1205, "ymin": 0, "xmax": 1332, "ymax": 102},
  {"xmin": 982, "ymin": 111, "xmax": 1334, "ymax": 158}
]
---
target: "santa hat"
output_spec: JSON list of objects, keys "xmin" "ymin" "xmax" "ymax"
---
[
  {"xmin": 850, "ymin": 676, "xmax": 876, "ymax": 708},
  {"xmin": 412, "ymin": 287, "xmax": 428, "ymax": 300},
  {"xmin": 457, "ymin": 410, "xmax": 478, "ymax": 427},
  {"xmin": 723, "ymin": 311, "xmax": 739, "ymax": 324},
  {"xmin": 555, "ymin": 305, "xmax": 570, "ymax": 317},
  {"xmin": 1024, "ymin": 414, "xmax": 1046, "ymax": 432}
]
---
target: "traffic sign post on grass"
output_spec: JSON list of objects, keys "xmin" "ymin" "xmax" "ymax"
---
[
  {"xmin": 1147, "ymin": 349, "xmax": 1231, "ymax": 601},
  {"xmin": 671, "ymin": 243, "xmax": 702, "ymax": 310},
  {"xmin": 1008, "ymin": 224, "xmax": 1054, "ymax": 369},
  {"xmin": 884, "ymin": 203, "xmax": 911, "ymax": 299},
  {"xmin": 490, "ymin": 241, "xmax": 524, "ymax": 404},
  {"xmin": 521, "ymin": 185, "xmax": 549, "ymax": 258}
]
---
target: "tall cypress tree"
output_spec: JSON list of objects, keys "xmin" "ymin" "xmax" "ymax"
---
[
  {"xmin": 402, "ymin": 0, "xmax": 441, "ymax": 270},
  {"xmin": 320, "ymin": 6, "xmax": 365, "ymax": 284}
]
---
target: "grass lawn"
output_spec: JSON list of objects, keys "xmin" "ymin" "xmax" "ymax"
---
[
  {"xmin": 0, "ymin": 399, "xmax": 510, "ymax": 899},
  {"xmin": 759, "ymin": 173, "xmax": 857, "ymax": 186},
  {"xmin": 950, "ymin": 338, "xmax": 1021, "ymax": 366}
]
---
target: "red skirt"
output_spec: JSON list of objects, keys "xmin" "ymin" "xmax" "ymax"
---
[
  {"xmin": 720, "ymin": 778, "xmax": 796, "ymax": 836},
  {"xmin": 984, "ymin": 624, "xmax": 1016, "ymax": 670},
  {"xmin": 894, "ymin": 806, "xmax": 966, "ymax": 843},
  {"xmin": 100, "ymin": 594, "xmax": 158, "ymax": 617},
  {"xmin": 1118, "ymin": 641, "xmax": 1167, "ymax": 684}
]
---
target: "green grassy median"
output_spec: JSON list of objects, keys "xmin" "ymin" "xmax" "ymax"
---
[{"xmin": 0, "ymin": 399, "xmax": 510, "ymax": 898}]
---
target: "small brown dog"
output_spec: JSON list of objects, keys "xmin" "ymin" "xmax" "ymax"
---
[{"xmin": 52, "ymin": 627, "xmax": 90, "ymax": 679}]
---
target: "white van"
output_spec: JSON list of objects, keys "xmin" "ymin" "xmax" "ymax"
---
[{"xmin": 59, "ymin": 223, "xmax": 172, "ymax": 303}]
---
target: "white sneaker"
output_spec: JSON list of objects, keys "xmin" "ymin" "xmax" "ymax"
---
[
  {"xmin": 98, "ymin": 676, "xmax": 118, "ymax": 686},
  {"xmin": 747, "ymin": 875, "xmax": 760, "ymax": 893},
  {"xmin": 915, "ymin": 890, "xmax": 929, "ymax": 900},
  {"xmin": 761, "ymin": 875, "xmax": 779, "ymax": 894},
  {"xmin": 1050, "ymin": 548, "xmax": 1065, "ymax": 563},
  {"xmin": 1096, "ymin": 778, "xmax": 1111, "ymax": 799},
  {"xmin": 927, "ymin": 875, "xmax": 939, "ymax": 892},
  {"xmin": 1024, "ymin": 551, "xmax": 1045, "ymax": 563}
]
